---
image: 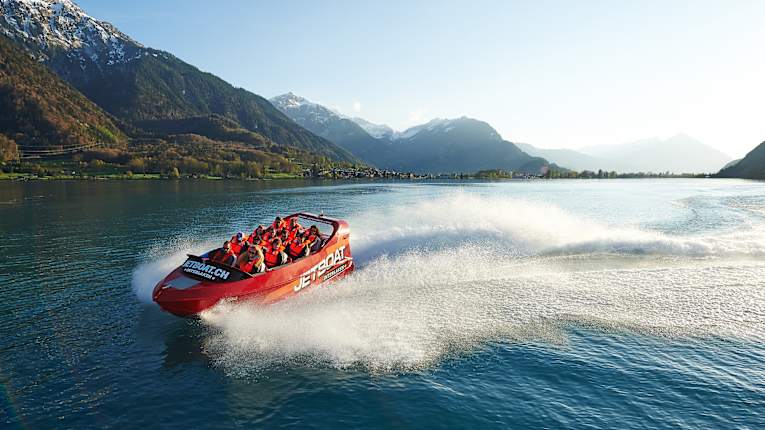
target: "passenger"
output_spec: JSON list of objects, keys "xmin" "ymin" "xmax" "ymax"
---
[
  {"xmin": 287, "ymin": 231, "xmax": 310, "ymax": 260},
  {"xmin": 306, "ymin": 225, "xmax": 323, "ymax": 253},
  {"xmin": 208, "ymin": 241, "xmax": 236, "ymax": 266},
  {"xmin": 229, "ymin": 232, "xmax": 245, "ymax": 254},
  {"xmin": 236, "ymin": 245, "xmax": 266, "ymax": 274},
  {"xmin": 264, "ymin": 238, "xmax": 289, "ymax": 268},
  {"xmin": 278, "ymin": 228, "xmax": 290, "ymax": 244},
  {"xmin": 247, "ymin": 225, "xmax": 263, "ymax": 242},
  {"xmin": 288, "ymin": 217, "xmax": 303, "ymax": 233},
  {"xmin": 271, "ymin": 216, "xmax": 287, "ymax": 231},
  {"xmin": 262, "ymin": 227, "xmax": 273, "ymax": 242},
  {"xmin": 249, "ymin": 233, "xmax": 268, "ymax": 248}
]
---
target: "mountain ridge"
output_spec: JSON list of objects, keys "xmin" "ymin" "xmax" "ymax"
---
[
  {"xmin": 0, "ymin": 0, "xmax": 357, "ymax": 163},
  {"xmin": 271, "ymin": 92, "xmax": 553, "ymax": 174},
  {"xmin": 717, "ymin": 140, "xmax": 765, "ymax": 179}
]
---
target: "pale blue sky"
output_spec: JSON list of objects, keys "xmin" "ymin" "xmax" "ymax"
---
[{"xmin": 78, "ymin": 0, "xmax": 764, "ymax": 157}]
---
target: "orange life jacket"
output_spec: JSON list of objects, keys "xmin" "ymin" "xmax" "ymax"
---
[
  {"xmin": 229, "ymin": 239, "xmax": 243, "ymax": 254},
  {"xmin": 210, "ymin": 248, "xmax": 236, "ymax": 265},
  {"xmin": 288, "ymin": 239, "xmax": 307, "ymax": 259},
  {"xmin": 239, "ymin": 256, "xmax": 263, "ymax": 273},
  {"xmin": 264, "ymin": 248, "xmax": 284, "ymax": 267},
  {"xmin": 287, "ymin": 228, "xmax": 300, "ymax": 241}
]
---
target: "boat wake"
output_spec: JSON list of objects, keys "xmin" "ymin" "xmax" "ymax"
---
[{"xmin": 133, "ymin": 193, "xmax": 765, "ymax": 375}]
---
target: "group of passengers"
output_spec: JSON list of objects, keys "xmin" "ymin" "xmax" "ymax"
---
[{"xmin": 206, "ymin": 216, "xmax": 324, "ymax": 274}]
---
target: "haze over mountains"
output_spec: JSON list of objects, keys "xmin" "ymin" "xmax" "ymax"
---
[
  {"xmin": 271, "ymin": 93, "xmax": 551, "ymax": 174},
  {"xmin": 272, "ymin": 92, "xmax": 739, "ymax": 175},
  {"xmin": 518, "ymin": 134, "xmax": 732, "ymax": 174}
]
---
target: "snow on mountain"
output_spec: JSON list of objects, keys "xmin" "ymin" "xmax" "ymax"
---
[
  {"xmin": 350, "ymin": 117, "xmax": 396, "ymax": 140},
  {"xmin": 270, "ymin": 92, "xmax": 344, "ymax": 127},
  {"xmin": 397, "ymin": 117, "xmax": 500, "ymax": 141},
  {"xmin": 0, "ymin": 0, "xmax": 142, "ymax": 65}
]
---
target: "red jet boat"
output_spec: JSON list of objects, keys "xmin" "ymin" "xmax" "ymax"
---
[{"xmin": 152, "ymin": 213, "xmax": 354, "ymax": 317}]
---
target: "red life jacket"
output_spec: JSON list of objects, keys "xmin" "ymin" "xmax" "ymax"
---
[
  {"xmin": 211, "ymin": 249, "xmax": 236, "ymax": 265},
  {"xmin": 264, "ymin": 247, "xmax": 285, "ymax": 267},
  {"xmin": 287, "ymin": 228, "xmax": 300, "ymax": 241},
  {"xmin": 230, "ymin": 240, "xmax": 243, "ymax": 254},
  {"xmin": 238, "ymin": 256, "xmax": 263, "ymax": 273},
  {"xmin": 288, "ymin": 239, "xmax": 307, "ymax": 259}
]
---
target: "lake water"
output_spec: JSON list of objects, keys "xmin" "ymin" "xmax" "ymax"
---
[{"xmin": 1, "ymin": 179, "xmax": 764, "ymax": 428}]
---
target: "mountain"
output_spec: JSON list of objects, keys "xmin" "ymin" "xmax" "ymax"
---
[
  {"xmin": 579, "ymin": 134, "xmax": 731, "ymax": 173},
  {"xmin": 515, "ymin": 142, "xmax": 637, "ymax": 172},
  {"xmin": 0, "ymin": 0, "xmax": 355, "ymax": 162},
  {"xmin": 350, "ymin": 117, "xmax": 398, "ymax": 140},
  {"xmin": 0, "ymin": 33, "xmax": 123, "ymax": 159},
  {"xmin": 717, "ymin": 141, "xmax": 765, "ymax": 179},
  {"xmin": 383, "ymin": 117, "xmax": 550, "ymax": 174},
  {"xmin": 270, "ymin": 93, "xmax": 385, "ymax": 164},
  {"xmin": 272, "ymin": 93, "xmax": 552, "ymax": 174}
]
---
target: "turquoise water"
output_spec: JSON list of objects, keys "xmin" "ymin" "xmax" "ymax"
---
[{"xmin": 1, "ymin": 179, "xmax": 764, "ymax": 428}]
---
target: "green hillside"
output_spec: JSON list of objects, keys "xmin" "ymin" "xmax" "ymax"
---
[{"xmin": 0, "ymin": 35, "xmax": 124, "ymax": 160}]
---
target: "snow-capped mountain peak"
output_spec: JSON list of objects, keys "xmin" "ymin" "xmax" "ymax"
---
[
  {"xmin": 351, "ymin": 117, "xmax": 397, "ymax": 140},
  {"xmin": 270, "ymin": 93, "xmax": 346, "ymax": 128},
  {"xmin": 271, "ymin": 92, "xmax": 316, "ymax": 110},
  {"xmin": 0, "ymin": 0, "xmax": 142, "ymax": 64}
]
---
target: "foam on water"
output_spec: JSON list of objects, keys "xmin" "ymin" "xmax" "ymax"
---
[
  {"xmin": 132, "ymin": 193, "xmax": 765, "ymax": 375},
  {"xmin": 131, "ymin": 237, "xmax": 220, "ymax": 303}
]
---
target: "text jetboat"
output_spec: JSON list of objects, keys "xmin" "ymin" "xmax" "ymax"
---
[{"xmin": 152, "ymin": 213, "xmax": 353, "ymax": 317}]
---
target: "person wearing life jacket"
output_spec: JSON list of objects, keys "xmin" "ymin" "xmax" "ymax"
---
[
  {"xmin": 264, "ymin": 238, "xmax": 289, "ymax": 268},
  {"xmin": 287, "ymin": 217, "xmax": 303, "ymax": 232},
  {"xmin": 248, "ymin": 233, "xmax": 268, "ymax": 248},
  {"xmin": 262, "ymin": 227, "xmax": 273, "ymax": 242},
  {"xmin": 306, "ymin": 225, "xmax": 323, "ymax": 253},
  {"xmin": 229, "ymin": 232, "xmax": 245, "ymax": 254},
  {"xmin": 271, "ymin": 216, "xmax": 288, "ymax": 231},
  {"xmin": 236, "ymin": 245, "xmax": 265, "ymax": 274},
  {"xmin": 287, "ymin": 231, "xmax": 310, "ymax": 260},
  {"xmin": 249, "ymin": 225, "xmax": 266, "ymax": 243},
  {"xmin": 207, "ymin": 241, "xmax": 236, "ymax": 266},
  {"xmin": 278, "ymin": 228, "xmax": 290, "ymax": 245}
]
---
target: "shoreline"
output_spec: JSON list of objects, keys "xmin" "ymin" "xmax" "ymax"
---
[{"xmin": 0, "ymin": 172, "xmax": 724, "ymax": 182}]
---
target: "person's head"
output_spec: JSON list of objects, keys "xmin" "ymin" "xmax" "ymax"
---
[
  {"xmin": 274, "ymin": 216, "xmax": 282, "ymax": 224},
  {"xmin": 247, "ymin": 246, "xmax": 261, "ymax": 260},
  {"xmin": 271, "ymin": 238, "xmax": 282, "ymax": 248},
  {"xmin": 255, "ymin": 225, "xmax": 264, "ymax": 234},
  {"xmin": 310, "ymin": 225, "xmax": 319, "ymax": 235},
  {"xmin": 236, "ymin": 232, "xmax": 244, "ymax": 241},
  {"xmin": 290, "ymin": 217, "xmax": 298, "ymax": 226},
  {"xmin": 223, "ymin": 240, "xmax": 231, "ymax": 250}
]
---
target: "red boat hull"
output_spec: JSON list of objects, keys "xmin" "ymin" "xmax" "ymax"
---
[{"xmin": 152, "ymin": 213, "xmax": 354, "ymax": 317}]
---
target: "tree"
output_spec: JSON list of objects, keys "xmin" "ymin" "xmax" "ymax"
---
[{"xmin": 0, "ymin": 135, "xmax": 19, "ymax": 162}]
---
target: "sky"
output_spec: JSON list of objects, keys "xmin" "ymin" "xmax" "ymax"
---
[{"xmin": 78, "ymin": 0, "xmax": 765, "ymax": 158}]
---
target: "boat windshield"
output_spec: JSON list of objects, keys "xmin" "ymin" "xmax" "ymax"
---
[{"xmin": 293, "ymin": 215, "xmax": 335, "ymax": 238}]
